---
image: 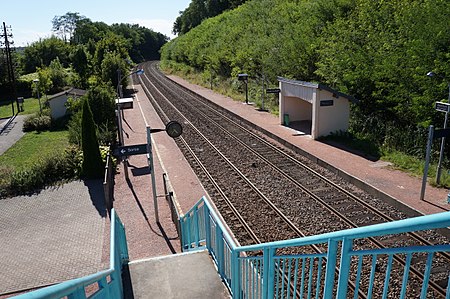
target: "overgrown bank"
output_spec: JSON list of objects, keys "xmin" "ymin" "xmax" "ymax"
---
[{"xmin": 161, "ymin": 0, "xmax": 450, "ymax": 185}]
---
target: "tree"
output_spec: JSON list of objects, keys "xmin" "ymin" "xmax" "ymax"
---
[
  {"xmin": 52, "ymin": 12, "xmax": 86, "ymax": 42},
  {"xmin": 70, "ymin": 45, "xmax": 91, "ymax": 88},
  {"xmin": 81, "ymin": 98, "xmax": 104, "ymax": 179},
  {"xmin": 21, "ymin": 37, "xmax": 70, "ymax": 73}
]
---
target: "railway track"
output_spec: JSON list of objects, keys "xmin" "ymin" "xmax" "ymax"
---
[{"xmin": 134, "ymin": 61, "xmax": 450, "ymax": 298}]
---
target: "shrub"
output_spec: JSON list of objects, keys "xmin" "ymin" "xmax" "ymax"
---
[
  {"xmin": 1, "ymin": 145, "xmax": 82, "ymax": 198},
  {"xmin": 81, "ymin": 99, "xmax": 104, "ymax": 179},
  {"xmin": 23, "ymin": 114, "xmax": 52, "ymax": 132}
]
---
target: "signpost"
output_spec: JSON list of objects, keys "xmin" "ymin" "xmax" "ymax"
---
[
  {"xmin": 113, "ymin": 120, "xmax": 183, "ymax": 223},
  {"xmin": 420, "ymin": 125, "xmax": 450, "ymax": 200},
  {"xmin": 113, "ymin": 144, "xmax": 148, "ymax": 157},
  {"xmin": 434, "ymin": 101, "xmax": 450, "ymax": 184}
]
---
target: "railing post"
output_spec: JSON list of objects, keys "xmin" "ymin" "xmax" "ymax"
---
[
  {"xmin": 231, "ymin": 250, "xmax": 241, "ymax": 299},
  {"xmin": 205, "ymin": 205, "xmax": 212, "ymax": 251},
  {"xmin": 323, "ymin": 239, "xmax": 339, "ymax": 299},
  {"xmin": 216, "ymin": 223, "xmax": 225, "ymax": 278},
  {"xmin": 336, "ymin": 237, "xmax": 353, "ymax": 299},
  {"xmin": 265, "ymin": 247, "xmax": 276, "ymax": 299}
]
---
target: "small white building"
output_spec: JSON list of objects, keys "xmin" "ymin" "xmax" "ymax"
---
[
  {"xmin": 48, "ymin": 88, "xmax": 86, "ymax": 119},
  {"xmin": 278, "ymin": 77, "xmax": 357, "ymax": 139}
]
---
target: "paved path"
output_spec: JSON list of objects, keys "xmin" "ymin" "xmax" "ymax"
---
[
  {"xmin": 0, "ymin": 115, "xmax": 26, "ymax": 155},
  {"xmin": 0, "ymin": 180, "xmax": 107, "ymax": 295}
]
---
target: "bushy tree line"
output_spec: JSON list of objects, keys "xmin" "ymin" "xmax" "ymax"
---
[
  {"xmin": 173, "ymin": 0, "xmax": 248, "ymax": 35},
  {"xmin": 1, "ymin": 13, "xmax": 168, "ymax": 102},
  {"xmin": 161, "ymin": 0, "xmax": 450, "ymax": 156}
]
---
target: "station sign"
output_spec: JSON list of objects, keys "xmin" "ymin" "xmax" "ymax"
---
[
  {"xmin": 320, "ymin": 100, "xmax": 334, "ymax": 107},
  {"xmin": 266, "ymin": 88, "xmax": 281, "ymax": 94},
  {"xmin": 433, "ymin": 128, "xmax": 450, "ymax": 139},
  {"xmin": 435, "ymin": 102, "xmax": 450, "ymax": 113},
  {"xmin": 113, "ymin": 143, "xmax": 148, "ymax": 157}
]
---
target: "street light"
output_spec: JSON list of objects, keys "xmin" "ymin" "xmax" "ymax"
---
[
  {"xmin": 117, "ymin": 68, "xmax": 144, "ymax": 98},
  {"xmin": 427, "ymin": 71, "xmax": 450, "ymax": 184},
  {"xmin": 33, "ymin": 79, "xmax": 42, "ymax": 114}
]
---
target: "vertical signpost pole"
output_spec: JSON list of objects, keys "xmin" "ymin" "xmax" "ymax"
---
[
  {"xmin": 436, "ymin": 108, "xmax": 448, "ymax": 184},
  {"xmin": 421, "ymin": 125, "xmax": 434, "ymax": 201},
  {"xmin": 147, "ymin": 126, "xmax": 159, "ymax": 223}
]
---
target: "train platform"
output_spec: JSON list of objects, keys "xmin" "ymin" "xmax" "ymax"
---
[
  {"xmin": 110, "ymin": 82, "xmax": 229, "ymax": 298},
  {"xmin": 167, "ymin": 74, "xmax": 450, "ymax": 217}
]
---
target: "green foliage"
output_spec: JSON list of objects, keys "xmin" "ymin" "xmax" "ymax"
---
[
  {"xmin": 110, "ymin": 23, "xmax": 168, "ymax": 62},
  {"xmin": 161, "ymin": 0, "xmax": 450, "ymax": 161},
  {"xmin": 81, "ymin": 99, "xmax": 104, "ymax": 179},
  {"xmin": 0, "ymin": 130, "xmax": 69, "ymax": 171},
  {"xmin": 70, "ymin": 45, "xmax": 91, "ymax": 88},
  {"xmin": 67, "ymin": 109, "xmax": 83, "ymax": 145},
  {"xmin": 173, "ymin": 0, "xmax": 248, "ymax": 35},
  {"xmin": 22, "ymin": 113, "xmax": 52, "ymax": 132},
  {"xmin": 52, "ymin": 12, "xmax": 85, "ymax": 42},
  {"xmin": 0, "ymin": 145, "xmax": 82, "ymax": 198},
  {"xmin": 21, "ymin": 37, "xmax": 70, "ymax": 73}
]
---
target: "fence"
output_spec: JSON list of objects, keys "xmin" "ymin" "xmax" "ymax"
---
[
  {"xmin": 103, "ymin": 151, "xmax": 114, "ymax": 215},
  {"xmin": 180, "ymin": 196, "xmax": 450, "ymax": 299}
]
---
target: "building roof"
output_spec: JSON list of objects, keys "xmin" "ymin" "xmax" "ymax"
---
[
  {"xmin": 277, "ymin": 77, "xmax": 358, "ymax": 103},
  {"xmin": 48, "ymin": 88, "xmax": 87, "ymax": 101}
]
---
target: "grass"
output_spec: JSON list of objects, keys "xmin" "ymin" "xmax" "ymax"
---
[
  {"xmin": 0, "ymin": 130, "xmax": 69, "ymax": 171},
  {"xmin": 0, "ymin": 97, "xmax": 43, "ymax": 118}
]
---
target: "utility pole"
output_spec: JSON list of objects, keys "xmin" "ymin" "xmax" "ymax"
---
[{"xmin": 1, "ymin": 22, "xmax": 18, "ymax": 114}]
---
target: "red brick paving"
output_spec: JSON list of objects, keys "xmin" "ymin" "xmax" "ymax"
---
[{"xmin": 112, "ymin": 83, "xmax": 206, "ymax": 261}]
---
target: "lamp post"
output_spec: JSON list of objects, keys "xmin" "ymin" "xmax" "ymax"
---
[
  {"xmin": 427, "ymin": 71, "xmax": 450, "ymax": 184},
  {"xmin": 33, "ymin": 79, "xmax": 42, "ymax": 114},
  {"xmin": 116, "ymin": 68, "xmax": 144, "ymax": 145},
  {"xmin": 117, "ymin": 68, "xmax": 144, "ymax": 99}
]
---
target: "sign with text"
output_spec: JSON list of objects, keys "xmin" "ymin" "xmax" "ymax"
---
[
  {"xmin": 435, "ymin": 102, "xmax": 450, "ymax": 113},
  {"xmin": 113, "ymin": 143, "xmax": 148, "ymax": 157},
  {"xmin": 266, "ymin": 88, "xmax": 281, "ymax": 94},
  {"xmin": 433, "ymin": 128, "xmax": 450, "ymax": 139},
  {"xmin": 320, "ymin": 100, "xmax": 334, "ymax": 107}
]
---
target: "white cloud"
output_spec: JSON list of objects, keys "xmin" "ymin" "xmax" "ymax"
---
[{"xmin": 130, "ymin": 18, "xmax": 176, "ymax": 39}]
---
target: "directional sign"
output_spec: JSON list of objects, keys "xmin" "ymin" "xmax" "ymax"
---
[
  {"xmin": 433, "ymin": 128, "xmax": 450, "ymax": 139},
  {"xmin": 266, "ymin": 88, "xmax": 281, "ymax": 94},
  {"xmin": 435, "ymin": 102, "xmax": 450, "ymax": 113},
  {"xmin": 113, "ymin": 143, "xmax": 148, "ymax": 157}
]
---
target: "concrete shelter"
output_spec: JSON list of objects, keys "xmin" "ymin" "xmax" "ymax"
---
[{"xmin": 278, "ymin": 77, "xmax": 357, "ymax": 139}]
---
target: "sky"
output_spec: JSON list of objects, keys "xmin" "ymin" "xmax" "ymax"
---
[{"xmin": 1, "ymin": 0, "xmax": 192, "ymax": 46}]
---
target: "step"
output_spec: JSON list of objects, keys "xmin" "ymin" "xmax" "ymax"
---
[{"xmin": 124, "ymin": 250, "xmax": 231, "ymax": 299}]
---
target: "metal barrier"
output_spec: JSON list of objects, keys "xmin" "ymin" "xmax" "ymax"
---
[
  {"xmin": 103, "ymin": 152, "xmax": 115, "ymax": 215},
  {"xmin": 180, "ymin": 196, "xmax": 450, "ymax": 299},
  {"xmin": 13, "ymin": 209, "xmax": 129, "ymax": 299},
  {"xmin": 162, "ymin": 173, "xmax": 181, "ymax": 236}
]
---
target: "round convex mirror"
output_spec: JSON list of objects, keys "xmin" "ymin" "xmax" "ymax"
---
[{"xmin": 165, "ymin": 121, "xmax": 183, "ymax": 138}]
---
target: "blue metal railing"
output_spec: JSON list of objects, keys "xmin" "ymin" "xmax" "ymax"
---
[
  {"xmin": 180, "ymin": 196, "xmax": 450, "ymax": 299},
  {"xmin": 13, "ymin": 209, "xmax": 128, "ymax": 299}
]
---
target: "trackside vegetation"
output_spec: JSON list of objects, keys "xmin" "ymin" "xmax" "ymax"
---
[
  {"xmin": 0, "ymin": 12, "xmax": 168, "ymax": 197},
  {"xmin": 161, "ymin": 0, "xmax": 450, "ymax": 185}
]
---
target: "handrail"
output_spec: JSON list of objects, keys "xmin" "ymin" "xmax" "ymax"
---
[
  {"xmin": 236, "ymin": 211, "xmax": 450, "ymax": 252},
  {"xmin": 13, "ymin": 209, "xmax": 128, "ymax": 299},
  {"xmin": 180, "ymin": 196, "xmax": 450, "ymax": 299}
]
